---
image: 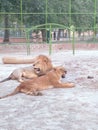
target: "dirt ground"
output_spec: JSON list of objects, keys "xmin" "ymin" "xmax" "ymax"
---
[{"xmin": 0, "ymin": 44, "xmax": 98, "ymax": 130}]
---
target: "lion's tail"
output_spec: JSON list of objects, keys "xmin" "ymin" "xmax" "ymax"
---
[
  {"xmin": 0, "ymin": 77, "xmax": 11, "ymax": 83},
  {"xmin": 0, "ymin": 87, "xmax": 20, "ymax": 99}
]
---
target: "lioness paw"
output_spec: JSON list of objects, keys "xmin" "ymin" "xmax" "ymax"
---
[
  {"xmin": 68, "ymin": 83, "xmax": 75, "ymax": 87},
  {"xmin": 34, "ymin": 91, "xmax": 43, "ymax": 96},
  {"xmin": 37, "ymin": 92, "xmax": 43, "ymax": 96}
]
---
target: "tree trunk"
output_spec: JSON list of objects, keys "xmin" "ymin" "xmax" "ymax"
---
[
  {"xmin": 57, "ymin": 29, "xmax": 61, "ymax": 40},
  {"xmin": 41, "ymin": 29, "xmax": 46, "ymax": 42},
  {"xmin": 67, "ymin": 29, "xmax": 70, "ymax": 39},
  {"xmin": 78, "ymin": 30, "xmax": 81, "ymax": 37},
  {"xmin": 3, "ymin": 14, "xmax": 10, "ymax": 43}
]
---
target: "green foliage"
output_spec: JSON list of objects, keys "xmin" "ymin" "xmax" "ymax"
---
[
  {"xmin": 0, "ymin": 0, "xmax": 97, "ymax": 29},
  {"xmin": 0, "ymin": 0, "xmax": 20, "ymax": 12},
  {"xmin": 71, "ymin": 0, "xmax": 94, "ymax": 28},
  {"xmin": 0, "ymin": 0, "xmax": 97, "ymax": 42}
]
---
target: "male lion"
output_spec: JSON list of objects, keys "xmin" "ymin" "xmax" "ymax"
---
[
  {"xmin": 0, "ymin": 55, "xmax": 53, "ymax": 83},
  {"xmin": 0, "ymin": 66, "xmax": 75, "ymax": 99}
]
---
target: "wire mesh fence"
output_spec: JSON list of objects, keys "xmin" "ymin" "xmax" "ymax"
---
[{"xmin": 0, "ymin": 0, "xmax": 98, "ymax": 54}]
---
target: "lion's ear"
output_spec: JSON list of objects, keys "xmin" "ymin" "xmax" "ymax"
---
[{"xmin": 44, "ymin": 59, "xmax": 48, "ymax": 63}]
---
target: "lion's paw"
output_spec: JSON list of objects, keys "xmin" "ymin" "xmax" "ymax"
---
[{"xmin": 69, "ymin": 83, "xmax": 75, "ymax": 88}]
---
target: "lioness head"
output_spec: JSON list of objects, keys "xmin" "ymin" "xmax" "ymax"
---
[
  {"xmin": 53, "ymin": 66, "xmax": 67, "ymax": 78},
  {"xmin": 33, "ymin": 55, "xmax": 53, "ymax": 76}
]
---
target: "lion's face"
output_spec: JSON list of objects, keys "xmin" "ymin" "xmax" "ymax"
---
[
  {"xmin": 33, "ymin": 60, "xmax": 43, "ymax": 75},
  {"xmin": 33, "ymin": 57, "xmax": 53, "ymax": 76},
  {"xmin": 54, "ymin": 66, "xmax": 67, "ymax": 78}
]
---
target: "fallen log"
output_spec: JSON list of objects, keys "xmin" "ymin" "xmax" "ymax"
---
[{"xmin": 2, "ymin": 57, "xmax": 36, "ymax": 64}]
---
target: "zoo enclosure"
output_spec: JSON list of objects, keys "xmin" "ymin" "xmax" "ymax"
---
[{"xmin": 0, "ymin": 0, "xmax": 98, "ymax": 54}]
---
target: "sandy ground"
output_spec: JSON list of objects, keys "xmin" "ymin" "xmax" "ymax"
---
[{"xmin": 0, "ymin": 50, "xmax": 98, "ymax": 130}]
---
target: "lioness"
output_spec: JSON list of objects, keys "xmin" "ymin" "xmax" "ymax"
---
[
  {"xmin": 0, "ymin": 66, "xmax": 75, "ymax": 99},
  {"xmin": 0, "ymin": 55, "xmax": 53, "ymax": 83}
]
